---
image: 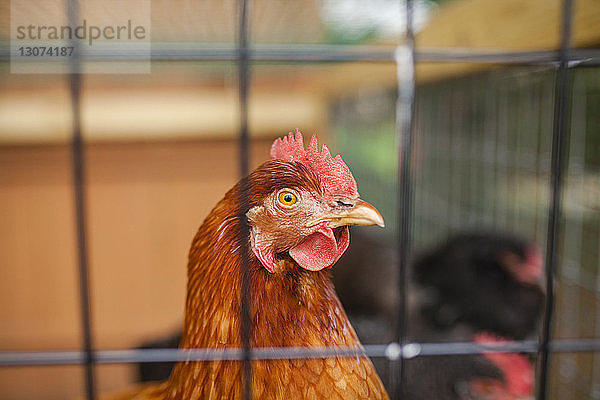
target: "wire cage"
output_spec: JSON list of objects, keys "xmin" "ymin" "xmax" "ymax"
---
[{"xmin": 1, "ymin": 0, "xmax": 600, "ymax": 399}]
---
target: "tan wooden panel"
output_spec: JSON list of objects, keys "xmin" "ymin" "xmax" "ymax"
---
[{"xmin": 0, "ymin": 138, "xmax": 279, "ymax": 398}]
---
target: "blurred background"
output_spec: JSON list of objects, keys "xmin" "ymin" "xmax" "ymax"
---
[{"xmin": 0, "ymin": 0, "xmax": 599, "ymax": 399}]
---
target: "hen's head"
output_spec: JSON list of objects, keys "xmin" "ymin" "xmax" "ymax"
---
[{"xmin": 245, "ymin": 129, "xmax": 384, "ymax": 273}]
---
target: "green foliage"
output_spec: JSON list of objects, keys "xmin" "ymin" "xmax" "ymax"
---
[{"xmin": 323, "ymin": 27, "xmax": 380, "ymax": 45}]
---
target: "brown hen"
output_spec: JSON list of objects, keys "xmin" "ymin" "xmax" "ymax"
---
[{"xmin": 105, "ymin": 130, "xmax": 388, "ymax": 400}]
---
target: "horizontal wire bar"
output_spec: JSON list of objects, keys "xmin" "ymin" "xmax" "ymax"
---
[
  {"xmin": 2, "ymin": 339, "xmax": 600, "ymax": 367},
  {"xmin": 2, "ymin": 42, "xmax": 600, "ymax": 65},
  {"xmin": 413, "ymin": 340, "xmax": 539, "ymax": 357},
  {"xmin": 0, "ymin": 346, "xmax": 372, "ymax": 366}
]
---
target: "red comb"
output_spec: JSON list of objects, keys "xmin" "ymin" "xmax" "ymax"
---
[{"xmin": 270, "ymin": 129, "xmax": 358, "ymax": 199}]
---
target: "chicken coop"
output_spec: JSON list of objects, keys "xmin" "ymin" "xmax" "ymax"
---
[{"xmin": 1, "ymin": 0, "xmax": 600, "ymax": 399}]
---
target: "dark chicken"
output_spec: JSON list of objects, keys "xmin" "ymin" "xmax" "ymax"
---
[
  {"xmin": 413, "ymin": 232, "xmax": 544, "ymax": 340},
  {"xmin": 405, "ymin": 232, "xmax": 545, "ymax": 400},
  {"xmin": 332, "ymin": 231, "xmax": 544, "ymax": 399},
  {"xmin": 106, "ymin": 130, "xmax": 388, "ymax": 400}
]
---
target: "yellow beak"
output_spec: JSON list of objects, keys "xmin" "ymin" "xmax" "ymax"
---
[{"xmin": 311, "ymin": 199, "xmax": 385, "ymax": 229}]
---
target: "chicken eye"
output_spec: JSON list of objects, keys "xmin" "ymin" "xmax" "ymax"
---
[{"xmin": 278, "ymin": 191, "xmax": 298, "ymax": 207}]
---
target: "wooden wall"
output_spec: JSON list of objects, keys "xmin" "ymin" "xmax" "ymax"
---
[{"xmin": 0, "ymin": 139, "xmax": 273, "ymax": 399}]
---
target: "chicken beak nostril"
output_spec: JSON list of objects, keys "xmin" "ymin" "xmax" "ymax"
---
[{"xmin": 336, "ymin": 199, "xmax": 355, "ymax": 208}]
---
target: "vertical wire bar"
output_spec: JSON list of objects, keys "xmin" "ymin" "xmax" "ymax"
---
[
  {"xmin": 394, "ymin": 0, "xmax": 416, "ymax": 398},
  {"xmin": 66, "ymin": 1, "xmax": 96, "ymax": 399},
  {"xmin": 237, "ymin": 0, "xmax": 252, "ymax": 399},
  {"xmin": 538, "ymin": 0, "xmax": 574, "ymax": 398}
]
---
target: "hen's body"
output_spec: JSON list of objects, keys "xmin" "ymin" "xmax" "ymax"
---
[{"xmin": 108, "ymin": 157, "xmax": 388, "ymax": 399}]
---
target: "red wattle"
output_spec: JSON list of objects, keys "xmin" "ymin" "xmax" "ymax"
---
[
  {"xmin": 289, "ymin": 226, "xmax": 349, "ymax": 271},
  {"xmin": 473, "ymin": 333, "xmax": 533, "ymax": 397}
]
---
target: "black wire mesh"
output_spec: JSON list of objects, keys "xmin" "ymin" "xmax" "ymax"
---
[
  {"xmin": 3, "ymin": 42, "xmax": 600, "ymax": 64},
  {"xmin": 3, "ymin": 339, "xmax": 600, "ymax": 367},
  {"xmin": 66, "ymin": 0, "xmax": 97, "ymax": 398},
  {"xmin": 237, "ymin": 1, "xmax": 253, "ymax": 399},
  {"xmin": 538, "ymin": 0, "xmax": 575, "ymax": 398},
  {"xmin": 393, "ymin": 0, "xmax": 416, "ymax": 398},
  {"xmin": 2, "ymin": 0, "xmax": 600, "ymax": 399}
]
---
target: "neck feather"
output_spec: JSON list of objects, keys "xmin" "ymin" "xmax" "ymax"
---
[{"xmin": 179, "ymin": 198, "xmax": 360, "ymax": 350}]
